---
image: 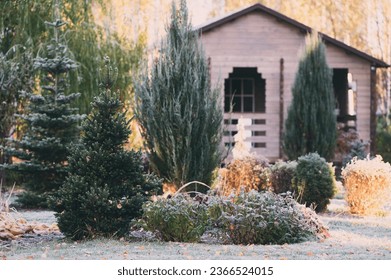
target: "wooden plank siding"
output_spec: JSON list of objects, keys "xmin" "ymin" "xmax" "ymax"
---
[{"xmin": 200, "ymin": 8, "xmax": 385, "ymax": 162}]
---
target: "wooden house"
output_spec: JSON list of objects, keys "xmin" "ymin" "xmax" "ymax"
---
[{"xmin": 197, "ymin": 3, "xmax": 389, "ymax": 162}]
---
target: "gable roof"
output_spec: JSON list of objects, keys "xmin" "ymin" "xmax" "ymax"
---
[{"xmin": 197, "ymin": 3, "xmax": 389, "ymax": 68}]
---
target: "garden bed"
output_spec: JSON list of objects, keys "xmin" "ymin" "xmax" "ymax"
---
[{"xmin": 1, "ymin": 198, "xmax": 390, "ymax": 260}]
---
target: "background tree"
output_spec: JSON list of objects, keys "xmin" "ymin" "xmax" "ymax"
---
[
  {"xmin": 135, "ymin": 0, "xmax": 223, "ymax": 190},
  {"xmin": 0, "ymin": 44, "xmax": 34, "ymax": 184},
  {"xmin": 52, "ymin": 57, "xmax": 162, "ymax": 240},
  {"xmin": 0, "ymin": 0, "xmax": 144, "ymax": 114},
  {"xmin": 283, "ymin": 33, "xmax": 337, "ymax": 161},
  {"xmin": 1, "ymin": 8, "xmax": 83, "ymax": 208}
]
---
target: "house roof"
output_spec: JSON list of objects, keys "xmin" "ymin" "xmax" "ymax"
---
[{"xmin": 197, "ymin": 3, "xmax": 389, "ymax": 68}]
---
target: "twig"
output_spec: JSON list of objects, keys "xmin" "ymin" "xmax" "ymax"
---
[{"xmin": 175, "ymin": 181, "xmax": 211, "ymax": 196}]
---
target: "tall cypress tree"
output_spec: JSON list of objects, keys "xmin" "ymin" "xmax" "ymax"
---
[
  {"xmin": 135, "ymin": 0, "xmax": 223, "ymax": 190},
  {"xmin": 1, "ymin": 6, "xmax": 83, "ymax": 207},
  {"xmin": 283, "ymin": 33, "xmax": 337, "ymax": 161}
]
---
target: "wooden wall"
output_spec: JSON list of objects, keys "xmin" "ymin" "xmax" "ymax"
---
[{"xmin": 200, "ymin": 10, "xmax": 372, "ymax": 162}]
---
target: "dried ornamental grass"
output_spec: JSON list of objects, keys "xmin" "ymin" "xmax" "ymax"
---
[
  {"xmin": 217, "ymin": 156, "xmax": 269, "ymax": 196},
  {"xmin": 0, "ymin": 184, "xmax": 60, "ymax": 240},
  {"xmin": 342, "ymin": 155, "xmax": 391, "ymax": 215}
]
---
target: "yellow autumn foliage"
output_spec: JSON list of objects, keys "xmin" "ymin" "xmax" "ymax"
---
[{"xmin": 342, "ymin": 155, "xmax": 391, "ymax": 215}]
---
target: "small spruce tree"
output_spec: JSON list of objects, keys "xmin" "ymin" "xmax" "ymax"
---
[
  {"xmin": 1, "ymin": 10, "xmax": 83, "ymax": 207},
  {"xmin": 284, "ymin": 33, "xmax": 337, "ymax": 161},
  {"xmin": 52, "ymin": 57, "xmax": 162, "ymax": 240},
  {"xmin": 135, "ymin": 0, "xmax": 223, "ymax": 190}
]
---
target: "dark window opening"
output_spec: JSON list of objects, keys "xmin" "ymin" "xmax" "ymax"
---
[
  {"xmin": 333, "ymin": 68, "xmax": 356, "ymax": 129},
  {"xmin": 252, "ymin": 119, "xmax": 266, "ymax": 125},
  {"xmin": 252, "ymin": 142, "xmax": 266, "ymax": 148},
  {"xmin": 252, "ymin": 131, "xmax": 266, "ymax": 136},
  {"xmin": 224, "ymin": 68, "xmax": 266, "ymax": 113}
]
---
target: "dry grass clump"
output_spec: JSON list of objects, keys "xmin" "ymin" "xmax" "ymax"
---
[
  {"xmin": 342, "ymin": 155, "xmax": 391, "ymax": 215},
  {"xmin": 0, "ymin": 184, "xmax": 59, "ymax": 240},
  {"xmin": 217, "ymin": 156, "xmax": 269, "ymax": 196}
]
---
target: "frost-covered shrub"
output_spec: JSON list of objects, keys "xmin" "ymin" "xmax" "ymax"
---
[
  {"xmin": 342, "ymin": 155, "xmax": 391, "ymax": 215},
  {"xmin": 294, "ymin": 153, "xmax": 337, "ymax": 212},
  {"xmin": 269, "ymin": 161, "xmax": 297, "ymax": 194},
  {"xmin": 218, "ymin": 156, "xmax": 269, "ymax": 196},
  {"xmin": 207, "ymin": 190, "xmax": 328, "ymax": 245},
  {"xmin": 140, "ymin": 194, "xmax": 209, "ymax": 242},
  {"xmin": 342, "ymin": 139, "xmax": 368, "ymax": 167}
]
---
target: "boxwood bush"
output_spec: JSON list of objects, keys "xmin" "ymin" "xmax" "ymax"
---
[{"xmin": 293, "ymin": 153, "xmax": 337, "ymax": 212}]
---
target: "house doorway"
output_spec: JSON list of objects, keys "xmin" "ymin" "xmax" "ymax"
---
[{"xmin": 333, "ymin": 68, "xmax": 356, "ymax": 129}]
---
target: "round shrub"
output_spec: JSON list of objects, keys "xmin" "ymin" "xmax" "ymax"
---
[
  {"xmin": 342, "ymin": 155, "xmax": 391, "ymax": 215},
  {"xmin": 140, "ymin": 194, "xmax": 209, "ymax": 242},
  {"xmin": 207, "ymin": 190, "xmax": 328, "ymax": 245},
  {"xmin": 269, "ymin": 161, "xmax": 297, "ymax": 194},
  {"xmin": 218, "ymin": 156, "xmax": 269, "ymax": 196},
  {"xmin": 293, "ymin": 153, "xmax": 337, "ymax": 212}
]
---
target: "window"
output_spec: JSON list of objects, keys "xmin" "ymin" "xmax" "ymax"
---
[{"xmin": 224, "ymin": 68, "xmax": 265, "ymax": 113}]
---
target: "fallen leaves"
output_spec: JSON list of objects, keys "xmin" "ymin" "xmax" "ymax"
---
[{"xmin": 0, "ymin": 212, "xmax": 60, "ymax": 240}]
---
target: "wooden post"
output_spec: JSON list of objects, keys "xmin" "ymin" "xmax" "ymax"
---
[
  {"xmin": 370, "ymin": 66, "xmax": 377, "ymax": 155},
  {"xmin": 279, "ymin": 58, "xmax": 284, "ymax": 159}
]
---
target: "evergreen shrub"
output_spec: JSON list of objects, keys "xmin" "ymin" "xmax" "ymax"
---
[
  {"xmin": 139, "ymin": 194, "xmax": 209, "ymax": 242},
  {"xmin": 52, "ymin": 58, "xmax": 162, "ymax": 240},
  {"xmin": 293, "ymin": 153, "xmax": 336, "ymax": 212},
  {"xmin": 283, "ymin": 33, "xmax": 336, "ymax": 161},
  {"xmin": 376, "ymin": 118, "xmax": 391, "ymax": 162},
  {"xmin": 135, "ymin": 0, "xmax": 223, "ymax": 190},
  {"xmin": 269, "ymin": 161, "xmax": 297, "ymax": 194},
  {"xmin": 342, "ymin": 139, "xmax": 368, "ymax": 166},
  {"xmin": 208, "ymin": 190, "xmax": 328, "ymax": 245},
  {"xmin": 1, "ymin": 17, "xmax": 83, "ymax": 208},
  {"xmin": 342, "ymin": 156, "xmax": 391, "ymax": 215}
]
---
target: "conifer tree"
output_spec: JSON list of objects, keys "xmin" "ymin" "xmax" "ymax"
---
[
  {"xmin": 0, "ymin": 46, "xmax": 34, "ymax": 184},
  {"xmin": 52, "ymin": 57, "xmax": 162, "ymax": 240},
  {"xmin": 283, "ymin": 33, "xmax": 337, "ymax": 161},
  {"xmin": 0, "ymin": 0, "xmax": 144, "ymax": 114},
  {"xmin": 1, "ymin": 6, "xmax": 83, "ymax": 207},
  {"xmin": 135, "ymin": 0, "xmax": 223, "ymax": 190}
]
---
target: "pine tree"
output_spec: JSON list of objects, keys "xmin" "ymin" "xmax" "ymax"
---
[
  {"xmin": 1, "ymin": 8, "xmax": 83, "ymax": 207},
  {"xmin": 283, "ymin": 33, "xmax": 337, "ymax": 161},
  {"xmin": 135, "ymin": 0, "xmax": 223, "ymax": 190},
  {"xmin": 0, "ymin": 45, "xmax": 34, "ymax": 184},
  {"xmin": 52, "ymin": 57, "xmax": 162, "ymax": 240}
]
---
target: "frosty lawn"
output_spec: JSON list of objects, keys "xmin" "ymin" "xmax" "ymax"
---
[{"xmin": 1, "ymin": 198, "xmax": 390, "ymax": 260}]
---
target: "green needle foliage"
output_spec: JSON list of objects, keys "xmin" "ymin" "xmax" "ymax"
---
[
  {"xmin": 0, "ymin": 44, "xmax": 34, "ymax": 183},
  {"xmin": 52, "ymin": 57, "xmax": 162, "ymax": 240},
  {"xmin": 284, "ymin": 33, "xmax": 337, "ymax": 161},
  {"xmin": 135, "ymin": 0, "xmax": 223, "ymax": 190},
  {"xmin": 1, "ymin": 10, "xmax": 83, "ymax": 208},
  {"xmin": 0, "ymin": 0, "xmax": 143, "ymax": 114}
]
